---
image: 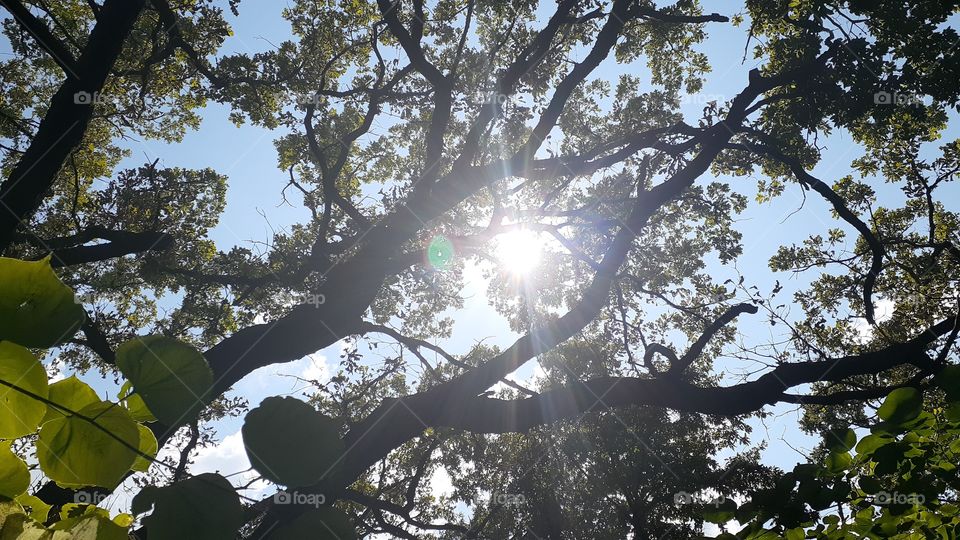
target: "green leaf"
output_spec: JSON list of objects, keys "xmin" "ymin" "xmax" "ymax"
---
[
  {"xmin": 133, "ymin": 473, "xmax": 243, "ymax": 540},
  {"xmin": 0, "ymin": 341, "xmax": 49, "ymax": 438},
  {"xmin": 0, "ymin": 256, "xmax": 86, "ymax": 348},
  {"xmin": 131, "ymin": 424, "xmax": 158, "ymax": 472},
  {"xmin": 37, "ymin": 401, "xmax": 139, "ymax": 488},
  {"xmin": 51, "ymin": 514, "xmax": 129, "ymax": 540},
  {"xmin": 785, "ymin": 528, "xmax": 804, "ymax": 540},
  {"xmin": 859, "ymin": 476, "xmax": 883, "ymax": 495},
  {"xmin": 825, "ymin": 427, "xmax": 857, "ymax": 452},
  {"xmin": 242, "ymin": 396, "xmax": 344, "ymax": 487},
  {"xmin": 115, "ymin": 336, "xmax": 212, "ymax": 427},
  {"xmin": 42, "ymin": 375, "xmax": 100, "ymax": 423},
  {"xmin": 0, "ymin": 441, "xmax": 30, "ymax": 498},
  {"xmin": 117, "ymin": 381, "xmax": 156, "ymax": 423},
  {"xmin": 855, "ymin": 434, "xmax": 892, "ymax": 456},
  {"xmin": 877, "ymin": 388, "xmax": 923, "ymax": 425},
  {"xmin": 825, "ymin": 451, "xmax": 852, "ymax": 473},
  {"xmin": 702, "ymin": 498, "xmax": 738, "ymax": 524},
  {"xmin": 267, "ymin": 507, "xmax": 357, "ymax": 540},
  {"xmin": 16, "ymin": 494, "xmax": 52, "ymax": 522}
]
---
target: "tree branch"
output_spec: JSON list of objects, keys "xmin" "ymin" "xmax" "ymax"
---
[
  {"xmin": 0, "ymin": 0, "xmax": 146, "ymax": 251},
  {"xmin": 0, "ymin": 0, "xmax": 79, "ymax": 75}
]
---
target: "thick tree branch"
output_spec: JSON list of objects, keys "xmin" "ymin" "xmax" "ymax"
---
[
  {"xmin": 41, "ymin": 229, "xmax": 172, "ymax": 267},
  {"xmin": 0, "ymin": 0, "xmax": 146, "ymax": 251}
]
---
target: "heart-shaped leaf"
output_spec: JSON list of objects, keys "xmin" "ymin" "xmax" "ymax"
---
[
  {"xmin": 115, "ymin": 336, "xmax": 212, "ymax": 427},
  {"xmin": 0, "ymin": 256, "xmax": 86, "ymax": 348},
  {"xmin": 133, "ymin": 473, "xmax": 243, "ymax": 540},
  {"xmin": 0, "ymin": 441, "xmax": 29, "ymax": 498},
  {"xmin": 877, "ymin": 388, "xmax": 922, "ymax": 425},
  {"xmin": 38, "ymin": 401, "xmax": 139, "ymax": 488},
  {"xmin": 242, "ymin": 396, "xmax": 344, "ymax": 487}
]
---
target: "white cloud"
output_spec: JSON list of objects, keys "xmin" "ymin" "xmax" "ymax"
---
[
  {"xmin": 192, "ymin": 429, "xmax": 271, "ymax": 499},
  {"xmin": 297, "ymin": 353, "xmax": 329, "ymax": 383}
]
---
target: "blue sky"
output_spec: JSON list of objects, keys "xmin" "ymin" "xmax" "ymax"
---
[{"xmin": 6, "ymin": 0, "xmax": 960, "ymax": 530}]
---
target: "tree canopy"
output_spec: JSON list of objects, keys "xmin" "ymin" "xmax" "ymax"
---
[{"xmin": 0, "ymin": 0, "xmax": 959, "ymax": 538}]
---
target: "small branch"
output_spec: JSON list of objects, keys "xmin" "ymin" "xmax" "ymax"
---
[
  {"xmin": 665, "ymin": 303, "xmax": 758, "ymax": 378},
  {"xmin": 0, "ymin": 0, "xmax": 79, "ymax": 76}
]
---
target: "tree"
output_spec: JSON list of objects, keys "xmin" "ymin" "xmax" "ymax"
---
[{"xmin": 0, "ymin": 0, "xmax": 958, "ymax": 538}]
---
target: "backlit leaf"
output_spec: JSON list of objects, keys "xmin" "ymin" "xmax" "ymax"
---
[
  {"xmin": 0, "ymin": 257, "xmax": 85, "ymax": 348},
  {"xmin": 37, "ymin": 402, "xmax": 138, "ymax": 488},
  {"xmin": 115, "ymin": 336, "xmax": 212, "ymax": 427}
]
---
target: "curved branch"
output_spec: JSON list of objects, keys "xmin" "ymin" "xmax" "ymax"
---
[
  {"xmin": 734, "ymin": 141, "xmax": 886, "ymax": 325},
  {"xmin": 665, "ymin": 303, "xmax": 758, "ymax": 378}
]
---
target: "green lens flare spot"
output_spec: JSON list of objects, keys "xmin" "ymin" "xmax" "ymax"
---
[{"xmin": 428, "ymin": 235, "xmax": 455, "ymax": 270}]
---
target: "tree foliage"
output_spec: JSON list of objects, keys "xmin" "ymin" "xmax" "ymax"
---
[{"xmin": 0, "ymin": 0, "xmax": 959, "ymax": 538}]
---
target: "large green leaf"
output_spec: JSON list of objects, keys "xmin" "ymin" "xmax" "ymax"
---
[
  {"xmin": 132, "ymin": 473, "xmax": 243, "ymax": 540},
  {"xmin": 42, "ymin": 375, "xmax": 100, "ymax": 423},
  {"xmin": 37, "ymin": 402, "xmax": 138, "ymax": 488},
  {"xmin": 16, "ymin": 494, "xmax": 52, "ymax": 523},
  {"xmin": 0, "ymin": 256, "xmax": 86, "ymax": 348},
  {"xmin": 0, "ymin": 441, "xmax": 29, "ymax": 498},
  {"xmin": 268, "ymin": 507, "xmax": 357, "ymax": 540},
  {"xmin": 0, "ymin": 341, "xmax": 49, "ymax": 438},
  {"xmin": 877, "ymin": 388, "xmax": 923, "ymax": 425},
  {"xmin": 51, "ymin": 514, "xmax": 129, "ymax": 540},
  {"xmin": 131, "ymin": 424, "xmax": 158, "ymax": 472},
  {"xmin": 824, "ymin": 427, "xmax": 857, "ymax": 453},
  {"xmin": 242, "ymin": 396, "xmax": 344, "ymax": 487},
  {"xmin": 115, "ymin": 336, "xmax": 212, "ymax": 427}
]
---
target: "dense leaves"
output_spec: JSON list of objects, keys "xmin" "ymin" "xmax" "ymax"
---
[
  {"xmin": 0, "ymin": 0, "xmax": 959, "ymax": 538},
  {"xmin": 710, "ymin": 382, "xmax": 960, "ymax": 539}
]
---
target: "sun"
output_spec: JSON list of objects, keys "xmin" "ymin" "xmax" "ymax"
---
[{"xmin": 495, "ymin": 229, "xmax": 542, "ymax": 275}]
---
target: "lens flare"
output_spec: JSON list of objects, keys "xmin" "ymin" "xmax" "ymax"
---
[
  {"xmin": 496, "ymin": 229, "xmax": 542, "ymax": 275},
  {"xmin": 427, "ymin": 235, "xmax": 455, "ymax": 270}
]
